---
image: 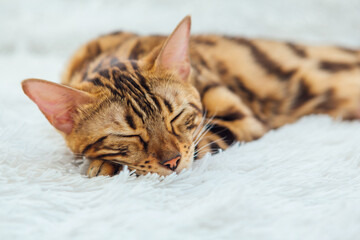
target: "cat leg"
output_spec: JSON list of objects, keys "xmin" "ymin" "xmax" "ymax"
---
[{"xmin": 86, "ymin": 159, "xmax": 120, "ymax": 178}]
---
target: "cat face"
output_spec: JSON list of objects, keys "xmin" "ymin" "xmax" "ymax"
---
[
  {"xmin": 22, "ymin": 16, "xmax": 204, "ymax": 176},
  {"xmin": 69, "ymin": 69, "xmax": 202, "ymax": 175}
]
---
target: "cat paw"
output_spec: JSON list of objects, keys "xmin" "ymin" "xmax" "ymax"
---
[{"xmin": 87, "ymin": 159, "xmax": 119, "ymax": 178}]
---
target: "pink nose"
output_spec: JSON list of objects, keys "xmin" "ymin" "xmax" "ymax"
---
[{"xmin": 162, "ymin": 155, "xmax": 181, "ymax": 171}]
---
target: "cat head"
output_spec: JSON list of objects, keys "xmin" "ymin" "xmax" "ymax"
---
[{"xmin": 22, "ymin": 16, "xmax": 205, "ymax": 176}]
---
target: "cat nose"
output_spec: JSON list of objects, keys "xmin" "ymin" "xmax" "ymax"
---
[{"xmin": 161, "ymin": 154, "xmax": 181, "ymax": 171}]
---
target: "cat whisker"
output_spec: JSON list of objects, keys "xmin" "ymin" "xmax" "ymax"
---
[
  {"xmin": 194, "ymin": 145, "xmax": 223, "ymax": 158},
  {"xmin": 193, "ymin": 149, "xmax": 213, "ymax": 158},
  {"xmin": 193, "ymin": 118, "xmax": 216, "ymax": 147},
  {"xmin": 193, "ymin": 126, "xmax": 211, "ymax": 147},
  {"xmin": 193, "ymin": 113, "xmax": 216, "ymax": 143},
  {"xmin": 193, "ymin": 110, "xmax": 208, "ymax": 137},
  {"xmin": 193, "ymin": 126, "xmax": 213, "ymax": 149},
  {"xmin": 195, "ymin": 138, "xmax": 224, "ymax": 154}
]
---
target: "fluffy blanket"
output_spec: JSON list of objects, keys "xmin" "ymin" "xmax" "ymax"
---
[{"xmin": 1, "ymin": 0, "xmax": 360, "ymax": 239}]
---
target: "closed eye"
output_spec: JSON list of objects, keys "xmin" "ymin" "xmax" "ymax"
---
[
  {"xmin": 111, "ymin": 134, "xmax": 141, "ymax": 138},
  {"xmin": 185, "ymin": 114, "xmax": 195, "ymax": 125},
  {"xmin": 111, "ymin": 134, "xmax": 148, "ymax": 151},
  {"xmin": 94, "ymin": 151, "xmax": 128, "ymax": 159},
  {"xmin": 170, "ymin": 109, "xmax": 185, "ymax": 124},
  {"xmin": 169, "ymin": 109, "xmax": 185, "ymax": 136},
  {"xmin": 185, "ymin": 116, "xmax": 197, "ymax": 129},
  {"xmin": 93, "ymin": 141, "xmax": 129, "ymax": 159},
  {"xmin": 103, "ymin": 145, "xmax": 128, "ymax": 152},
  {"xmin": 83, "ymin": 134, "xmax": 146, "ymax": 158}
]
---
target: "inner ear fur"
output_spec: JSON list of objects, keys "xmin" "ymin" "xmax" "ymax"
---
[
  {"xmin": 153, "ymin": 15, "xmax": 192, "ymax": 81},
  {"xmin": 21, "ymin": 78, "xmax": 94, "ymax": 134}
]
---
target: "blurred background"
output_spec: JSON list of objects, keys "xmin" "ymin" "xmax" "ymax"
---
[
  {"xmin": 1, "ymin": 0, "xmax": 359, "ymax": 125},
  {"xmin": 1, "ymin": 0, "xmax": 360, "ymax": 58}
]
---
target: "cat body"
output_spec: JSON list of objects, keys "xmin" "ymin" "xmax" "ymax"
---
[{"xmin": 22, "ymin": 16, "xmax": 360, "ymax": 177}]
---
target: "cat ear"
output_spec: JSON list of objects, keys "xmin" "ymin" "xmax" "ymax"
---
[
  {"xmin": 154, "ymin": 15, "xmax": 191, "ymax": 81},
  {"xmin": 21, "ymin": 79, "xmax": 94, "ymax": 135}
]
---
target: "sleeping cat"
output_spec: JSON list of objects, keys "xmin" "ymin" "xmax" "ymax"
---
[{"xmin": 22, "ymin": 16, "xmax": 360, "ymax": 177}]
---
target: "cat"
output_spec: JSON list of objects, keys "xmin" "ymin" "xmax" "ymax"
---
[{"xmin": 22, "ymin": 16, "xmax": 360, "ymax": 177}]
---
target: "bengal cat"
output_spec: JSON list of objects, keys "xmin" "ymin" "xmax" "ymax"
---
[{"xmin": 22, "ymin": 16, "xmax": 360, "ymax": 177}]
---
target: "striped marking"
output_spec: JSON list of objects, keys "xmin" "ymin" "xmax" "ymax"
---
[
  {"xmin": 115, "ymin": 62, "xmax": 127, "ymax": 71},
  {"xmin": 201, "ymin": 83, "xmax": 221, "ymax": 97},
  {"xmin": 209, "ymin": 124, "xmax": 236, "ymax": 146},
  {"xmin": 125, "ymin": 114, "xmax": 136, "ymax": 129},
  {"xmin": 93, "ymin": 59, "xmax": 105, "ymax": 73},
  {"xmin": 226, "ymin": 37, "xmax": 296, "ymax": 81},
  {"xmin": 170, "ymin": 109, "xmax": 185, "ymax": 124},
  {"xmin": 170, "ymin": 109, "xmax": 185, "ymax": 136},
  {"xmin": 233, "ymin": 76, "xmax": 256, "ymax": 102},
  {"xmin": 292, "ymin": 79, "xmax": 315, "ymax": 109},
  {"xmin": 151, "ymin": 96, "xmax": 162, "ymax": 111},
  {"xmin": 319, "ymin": 61, "xmax": 357, "ymax": 73},
  {"xmin": 127, "ymin": 100, "xmax": 145, "ymax": 122},
  {"xmin": 213, "ymin": 111, "xmax": 245, "ymax": 121},
  {"xmin": 112, "ymin": 70, "xmax": 156, "ymax": 116},
  {"xmin": 82, "ymin": 135, "xmax": 108, "ymax": 154},
  {"xmin": 130, "ymin": 61, "xmax": 139, "ymax": 71},
  {"xmin": 86, "ymin": 77, "xmax": 104, "ymax": 87},
  {"xmin": 189, "ymin": 102, "xmax": 202, "ymax": 114},
  {"xmin": 104, "ymin": 83, "xmax": 121, "ymax": 96},
  {"xmin": 287, "ymin": 43, "xmax": 307, "ymax": 58},
  {"xmin": 315, "ymin": 89, "xmax": 339, "ymax": 112},
  {"xmin": 210, "ymin": 142, "xmax": 221, "ymax": 154},
  {"xmin": 129, "ymin": 41, "xmax": 144, "ymax": 60},
  {"xmin": 87, "ymin": 42, "xmax": 101, "ymax": 57},
  {"xmin": 95, "ymin": 152, "xmax": 128, "ymax": 159},
  {"xmin": 193, "ymin": 38, "xmax": 217, "ymax": 46},
  {"xmin": 164, "ymin": 99, "xmax": 173, "ymax": 113},
  {"xmin": 98, "ymin": 69, "xmax": 110, "ymax": 79},
  {"xmin": 135, "ymin": 72, "xmax": 151, "ymax": 92},
  {"xmin": 111, "ymin": 134, "xmax": 149, "ymax": 152}
]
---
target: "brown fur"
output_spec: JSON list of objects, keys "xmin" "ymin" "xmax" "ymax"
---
[{"xmin": 22, "ymin": 16, "xmax": 360, "ymax": 177}]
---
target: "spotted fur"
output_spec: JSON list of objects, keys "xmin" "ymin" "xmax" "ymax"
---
[{"xmin": 22, "ymin": 16, "xmax": 360, "ymax": 177}]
